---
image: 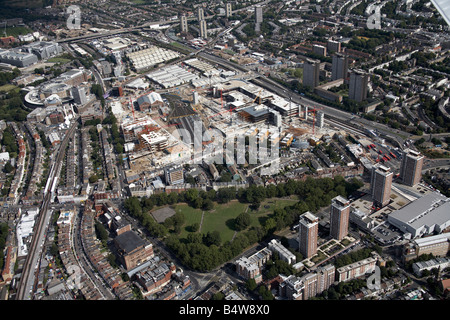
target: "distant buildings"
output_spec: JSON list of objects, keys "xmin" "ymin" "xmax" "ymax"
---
[
  {"xmin": 331, "ymin": 53, "xmax": 349, "ymax": 81},
  {"xmin": 330, "ymin": 196, "xmax": 350, "ymax": 241},
  {"xmin": 400, "ymin": 149, "xmax": 424, "ymax": 187},
  {"xmin": 370, "ymin": 164, "xmax": 393, "ymax": 207},
  {"xmin": 255, "ymin": 5, "xmax": 263, "ymax": 24},
  {"xmin": 180, "ymin": 14, "xmax": 188, "ymax": 33},
  {"xmin": 349, "ymin": 70, "xmax": 369, "ymax": 102},
  {"xmin": 226, "ymin": 3, "xmax": 232, "ymax": 18},
  {"xmin": 298, "ymin": 211, "xmax": 319, "ymax": 259},
  {"xmin": 199, "ymin": 19, "xmax": 208, "ymax": 39}
]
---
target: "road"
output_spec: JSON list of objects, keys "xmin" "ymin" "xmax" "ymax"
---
[{"xmin": 16, "ymin": 118, "xmax": 78, "ymax": 300}]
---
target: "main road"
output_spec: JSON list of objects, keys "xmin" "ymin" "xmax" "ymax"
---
[{"xmin": 16, "ymin": 118, "xmax": 79, "ymax": 300}]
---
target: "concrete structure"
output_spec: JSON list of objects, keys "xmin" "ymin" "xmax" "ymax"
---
[
  {"xmin": 298, "ymin": 211, "xmax": 319, "ymax": 259},
  {"xmin": 22, "ymin": 41, "xmax": 63, "ymax": 60},
  {"xmin": 268, "ymin": 239, "xmax": 296, "ymax": 265},
  {"xmin": 330, "ymin": 196, "xmax": 350, "ymax": 240},
  {"xmin": 180, "ymin": 14, "xmax": 188, "ymax": 33},
  {"xmin": 71, "ymin": 86, "xmax": 88, "ymax": 105},
  {"xmin": 316, "ymin": 110, "xmax": 324, "ymax": 129},
  {"xmin": 349, "ymin": 70, "xmax": 369, "ymax": 102},
  {"xmin": 331, "ymin": 53, "xmax": 349, "ymax": 81},
  {"xmin": 404, "ymin": 233, "xmax": 450, "ymax": 261},
  {"xmin": 336, "ymin": 256, "xmax": 377, "ymax": 282},
  {"xmin": 400, "ymin": 149, "xmax": 424, "ymax": 187},
  {"xmin": 279, "ymin": 264, "xmax": 335, "ymax": 300},
  {"xmin": 412, "ymin": 257, "xmax": 450, "ymax": 276},
  {"xmin": 313, "ymin": 44, "xmax": 327, "ymax": 57},
  {"xmin": 235, "ymin": 248, "xmax": 272, "ymax": 284},
  {"xmin": 388, "ymin": 192, "xmax": 450, "ymax": 238},
  {"xmin": 114, "ymin": 230, "xmax": 154, "ymax": 270},
  {"xmin": 0, "ymin": 49, "xmax": 38, "ymax": 67},
  {"xmin": 226, "ymin": 3, "xmax": 232, "ymax": 18},
  {"xmin": 197, "ymin": 7, "xmax": 205, "ymax": 21},
  {"xmin": 370, "ymin": 164, "xmax": 393, "ymax": 207},
  {"xmin": 199, "ymin": 19, "xmax": 208, "ymax": 39},
  {"xmin": 255, "ymin": 5, "xmax": 263, "ymax": 24},
  {"xmin": 303, "ymin": 59, "xmax": 320, "ymax": 89},
  {"xmin": 165, "ymin": 166, "xmax": 184, "ymax": 185}
]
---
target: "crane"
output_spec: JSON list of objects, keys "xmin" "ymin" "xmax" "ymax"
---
[{"xmin": 252, "ymin": 89, "xmax": 263, "ymax": 105}]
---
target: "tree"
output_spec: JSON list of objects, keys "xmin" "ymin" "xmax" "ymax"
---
[
  {"xmin": 246, "ymin": 278, "xmax": 257, "ymax": 291},
  {"xmin": 3, "ymin": 161, "xmax": 13, "ymax": 173},
  {"xmin": 202, "ymin": 199, "xmax": 214, "ymax": 211},
  {"xmin": 234, "ymin": 212, "xmax": 251, "ymax": 231}
]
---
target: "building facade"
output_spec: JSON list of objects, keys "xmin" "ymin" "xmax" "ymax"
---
[
  {"xmin": 400, "ymin": 149, "xmax": 424, "ymax": 186},
  {"xmin": 298, "ymin": 211, "xmax": 319, "ymax": 258},
  {"xmin": 330, "ymin": 195, "xmax": 350, "ymax": 240},
  {"xmin": 349, "ymin": 70, "xmax": 369, "ymax": 102},
  {"xmin": 370, "ymin": 164, "xmax": 393, "ymax": 207}
]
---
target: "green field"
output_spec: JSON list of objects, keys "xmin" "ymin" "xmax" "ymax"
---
[
  {"xmin": 0, "ymin": 84, "xmax": 18, "ymax": 93},
  {"xmin": 174, "ymin": 198, "xmax": 297, "ymax": 242},
  {"xmin": 2, "ymin": 26, "xmax": 33, "ymax": 37},
  {"xmin": 47, "ymin": 57, "xmax": 72, "ymax": 64}
]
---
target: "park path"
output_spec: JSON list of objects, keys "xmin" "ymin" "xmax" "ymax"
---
[{"xmin": 199, "ymin": 211, "xmax": 205, "ymax": 232}]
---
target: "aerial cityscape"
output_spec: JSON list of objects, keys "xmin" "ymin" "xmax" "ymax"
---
[{"xmin": 0, "ymin": 0, "xmax": 449, "ymax": 305}]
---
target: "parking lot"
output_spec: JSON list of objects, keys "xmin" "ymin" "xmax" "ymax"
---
[{"xmin": 371, "ymin": 222, "xmax": 403, "ymax": 246}]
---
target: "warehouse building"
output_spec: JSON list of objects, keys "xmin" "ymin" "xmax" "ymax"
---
[{"xmin": 388, "ymin": 192, "xmax": 450, "ymax": 239}]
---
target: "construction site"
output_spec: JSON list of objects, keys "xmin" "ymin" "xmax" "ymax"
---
[{"xmin": 105, "ymin": 57, "xmax": 342, "ymax": 188}]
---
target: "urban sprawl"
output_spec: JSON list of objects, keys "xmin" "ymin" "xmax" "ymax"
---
[{"xmin": 0, "ymin": 0, "xmax": 449, "ymax": 303}]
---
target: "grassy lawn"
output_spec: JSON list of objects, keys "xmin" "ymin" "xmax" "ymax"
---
[
  {"xmin": 171, "ymin": 197, "xmax": 298, "ymax": 243},
  {"xmin": 47, "ymin": 57, "xmax": 72, "ymax": 64},
  {"xmin": 0, "ymin": 84, "xmax": 17, "ymax": 93},
  {"xmin": 3, "ymin": 26, "xmax": 33, "ymax": 37}
]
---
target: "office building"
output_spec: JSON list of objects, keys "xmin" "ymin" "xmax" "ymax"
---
[
  {"xmin": 349, "ymin": 70, "xmax": 369, "ymax": 102},
  {"xmin": 255, "ymin": 5, "xmax": 263, "ymax": 24},
  {"xmin": 330, "ymin": 195, "xmax": 350, "ymax": 240},
  {"xmin": 370, "ymin": 164, "xmax": 393, "ymax": 207},
  {"xmin": 0, "ymin": 49, "xmax": 38, "ymax": 67},
  {"xmin": 331, "ymin": 53, "xmax": 349, "ymax": 81},
  {"xmin": 302, "ymin": 59, "xmax": 320, "ymax": 89},
  {"xmin": 298, "ymin": 211, "xmax": 319, "ymax": 258},
  {"xmin": 197, "ymin": 7, "xmax": 205, "ymax": 21},
  {"xmin": 388, "ymin": 192, "xmax": 450, "ymax": 238},
  {"xmin": 226, "ymin": 3, "xmax": 232, "ymax": 17},
  {"xmin": 400, "ymin": 149, "xmax": 424, "ymax": 186},
  {"xmin": 180, "ymin": 14, "xmax": 188, "ymax": 33},
  {"xmin": 71, "ymin": 86, "xmax": 88, "ymax": 105},
  {"xmin": 199, "ymin": 19, "xmax": 207, "ymax": 39}
]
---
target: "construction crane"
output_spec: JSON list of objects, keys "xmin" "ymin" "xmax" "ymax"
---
[
  {"xmin": 252, "ymin": 89, "xmax": 263, "ymax": 105},
  {"xmin": 129, "ymin": 97, "xmax": 135, "ymax": 121}
]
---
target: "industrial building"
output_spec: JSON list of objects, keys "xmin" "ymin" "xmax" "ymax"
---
[
  {"xmin": 146, "ymin": 65, "xmax": 199, "ymax": 88},
  {"xmin": 0, "ymin": 49, "xmax": 38, "ymax": 67},
  {"xmin": 127, "ymin": 46, "xmax": 181, "ymax": 72},
  {"xmin": 388, "ymin": 192, "xmax": 450, "ymax": 238}
]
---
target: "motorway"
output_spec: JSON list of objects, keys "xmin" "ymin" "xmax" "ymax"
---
[{"xmin": 16, "ymin": 118, "xmax": 78, "ymax": 300}]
